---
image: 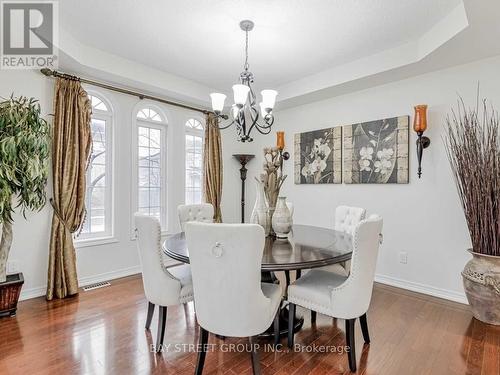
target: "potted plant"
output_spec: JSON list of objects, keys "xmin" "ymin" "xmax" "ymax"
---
[
  {"xmin": 444, "ymin": 97, "xmax": 499, "ymax": 325},
  {"xmin": 0, "ymin": 96, "xmax": 50, "ymax": 317}
]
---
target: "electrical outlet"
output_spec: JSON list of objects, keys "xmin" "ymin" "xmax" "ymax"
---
[
  {"xmin": 399, "ymin": 252, "xmax": 408, "ymax": 264},
  {"xmin": 7, "ymin": 260, "xmax": 19, "ymax": 274}
]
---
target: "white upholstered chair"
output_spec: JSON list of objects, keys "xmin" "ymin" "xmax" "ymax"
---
[
  {"xmin": 185, "ymin": 222, "xmax": 282, "ymax": 375},
  {"xmin": 287, "ymin": 215, "xmax": 383, "ymax": 372},
  {"xmin": 302, "ymin": 206, "xmax": 367, "ymax": 324},
  {"xmin": 335, "ymin": 205, "xmax": 367, "ymax": 234},
  {"xmin": 319, "ymin": 205, "xmax": 367, "ymax": 278},
  {"xmin": 177, "ymin": 203, "xmax": 214, "ymax": 232},
  {"xmin": 134, "ymin": 214, "xmax": 194, "ymax": 353}
]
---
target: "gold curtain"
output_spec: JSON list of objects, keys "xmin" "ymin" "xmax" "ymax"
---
[
  {"xmin": 203, "ymin": 113, "xmax": 223, "ymax": 222},
  {"xmin": 46, "ymin": 78, "xmax": 92, "ymax": 300}
]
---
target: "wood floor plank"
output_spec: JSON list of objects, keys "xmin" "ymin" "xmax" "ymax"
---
[
  {"xmin": 482, "ymin": 324, "xmax": 500, "ymax": 375},
  {"xmin": 0, "ymin": 276, "xmax": 499, "ymax": 375}
]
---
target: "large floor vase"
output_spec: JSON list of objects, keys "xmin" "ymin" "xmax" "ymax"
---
[{"xmin": 462, "ymin": 249, "xmax": 500, "ymax": 325}]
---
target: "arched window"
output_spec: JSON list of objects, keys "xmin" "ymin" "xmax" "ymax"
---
[
  {"xmin": 185, "ymin": 118, "xmax": 204, "ymax": 131},
  {"xmin": 135, "ymin": 106, "xmax": 167, "ymax": 228},
  {"xmin": 136, "ymin": 107, "xmax": 163, "ymax": 122},
  {"xmin": 80, "ymin": 93, "xmax": 113, "ymax": 239},
  {"xmin": 185, "ymin": 118, "xmax": 204, "ymax": 205}
]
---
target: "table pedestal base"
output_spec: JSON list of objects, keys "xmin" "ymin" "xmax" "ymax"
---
[
  {"xmin": 260, "ymin": 304, "xmax": 304, "ymax": 338},
  {"xmin": 260, "ymin": 270, "xmax": 304, "ymax": 339}
]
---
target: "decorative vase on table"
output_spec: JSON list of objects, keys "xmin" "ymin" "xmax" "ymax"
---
[
  {"xmin": 272, "ymin": 197, "xmax": 293, "ymax": 239},
  {"xmin": 261, "ymin": 147, "xmax": 287, "ymax": 237},
  {"xmin": 286, "ymin": 202, "xmax": 294, "ymax": 224},
  {"xmin": 267, "ymin": 205, "xmax": 276, "ymax": 236},
  {"xmin": 250, "ymin": 178, "xmax": 270, "ymax": 236}
]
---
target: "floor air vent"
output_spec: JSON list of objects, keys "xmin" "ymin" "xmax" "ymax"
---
[{"xmin": 83, "ymin": 281, "xmax": 111, "ymax": 291}]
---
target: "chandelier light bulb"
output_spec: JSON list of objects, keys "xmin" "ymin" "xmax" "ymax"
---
[
  {"xmin": 231, "ymin": 105, "xmax": 240, "ymax": 119},
  {"xmin": 233, "ymin": 84, "xmax": 250, "ymax": 106},
  {"xmin": 210, "ymin": 93, "xmax": 226, "ymax": 113},
  {"xmin": 261, "ymin": 90, "xmax": 278, "ymax": 111},
  {"xmin": 259, "ymin": 102, "xmax": 268, "ymax": 118}
]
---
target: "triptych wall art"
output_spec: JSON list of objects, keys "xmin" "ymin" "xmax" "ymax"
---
[{"xmin": 294, "ymin": 116, "xmax": 409, "ymax": 184}]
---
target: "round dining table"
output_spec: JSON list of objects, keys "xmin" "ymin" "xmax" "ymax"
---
[{"xmin": 163, "ymin": 224, "xmax": 353, "ymax": 337}]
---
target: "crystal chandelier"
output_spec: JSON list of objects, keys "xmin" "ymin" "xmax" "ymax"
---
[{"xmin": 210, "ymin": 20, "xmax": 277, "ymax": 142}]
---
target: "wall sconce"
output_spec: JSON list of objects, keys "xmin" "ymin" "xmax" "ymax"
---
[
  {"xmin": 414, "ymin": 105, "xmax": 430, "ymax": 178},
  {"xmin": 276, "ymin": 131, "xmax": 290, "ymax": 171}
]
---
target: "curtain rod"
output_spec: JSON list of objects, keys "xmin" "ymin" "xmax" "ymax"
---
[{"xmin": 40, "ymin": 68, "xmax": 210, "ymax": 115}]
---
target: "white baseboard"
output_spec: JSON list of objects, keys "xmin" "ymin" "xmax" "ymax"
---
[
  {"xmin": 19, "ymin": 265, "xmax": 141, "ymax": 301},
  {"xmin": 78, "ymin": 265, "xmax": 141, "ymax": 288},
  {"xmin": 19, "ymin": 268, "xmax": 468, "ymax": 306},
  {"xmin": 19, "ymin": 285, "xmax": 47, "ymax": 301},
  {"xmin": 375, "ymin": 274, "xmax": 468, "ymax": 305}
]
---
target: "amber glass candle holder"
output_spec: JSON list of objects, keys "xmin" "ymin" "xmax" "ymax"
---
[
  {"xmin": 276, "ymin": 131, "xmax": 285, "ymax": 150},
  {"xmin": 414, "ymin": 105, "xmax": 430, "ymax": 178},
  {"xmin": 414, "ymin": 105, "xmax": 428, "ymax": 133}
]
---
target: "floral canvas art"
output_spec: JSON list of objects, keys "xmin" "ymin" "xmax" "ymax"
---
[
  {"xmin": 343, "ymin": 116, "xmax": 409, "ymax": 184},
  {"xmin": 294, "ymin": 127, "xmax": 342, "ymax": 184}
]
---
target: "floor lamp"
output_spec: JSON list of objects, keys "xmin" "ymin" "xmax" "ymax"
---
[{"xmin": 233, "ymin": 154, "xmax": 255, "ymax": 223}]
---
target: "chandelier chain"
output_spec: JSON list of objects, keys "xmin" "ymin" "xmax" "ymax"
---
[{"xmin": 244, "ymin": 29, "xmax": 249, "ymax": 71}]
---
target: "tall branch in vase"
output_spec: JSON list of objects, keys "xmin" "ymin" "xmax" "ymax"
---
[{"xmin": 261, "ymin": 147, "xmax": 287, "ymax": 235}]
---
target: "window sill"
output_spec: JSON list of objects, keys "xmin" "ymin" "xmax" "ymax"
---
[{"xmin": 75, "ymin": 236, "xmax": 118, "ymax": 249}]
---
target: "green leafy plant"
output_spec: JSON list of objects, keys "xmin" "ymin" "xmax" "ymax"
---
[{"xmin": 0, "ymin": 96, "xmax": 50, "ymax": 282}]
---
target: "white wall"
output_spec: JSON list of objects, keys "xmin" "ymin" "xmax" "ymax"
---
[
  {"xmin": 0, "ymin": 69, "xmax": 231, "ymax": 300},
  {"xmin": 249, "ymin": 55, "xmax": 500, "ymax": 303}
]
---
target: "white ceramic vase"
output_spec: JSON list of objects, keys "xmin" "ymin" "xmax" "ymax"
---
[
  {"xmin": 250, "ymin": 179, "xmax": 270, "ymax": 235},
  {"xmin": 272, "ymin": 196, "xmax": 293, "ymax": 238}
]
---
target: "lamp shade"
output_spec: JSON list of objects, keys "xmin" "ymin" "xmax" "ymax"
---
[
  {"xmin": 232, "ymin": 84, "xmax": 250, "ymax": 106},
  {"xmin": 413, "ymin": 105, "xmax": 428, "ymax": 133},
  {"xmin": 261, "ymin": 89, "xmax": 278, "ymax": 110},
  {"xmin": 210, "ymin": 93, "xmax": 226, "ymax": 112}
]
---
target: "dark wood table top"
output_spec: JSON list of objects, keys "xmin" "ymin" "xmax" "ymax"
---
[{"xmin": 163, "ymin": 224, "xmax": 353, "ymax": 271}]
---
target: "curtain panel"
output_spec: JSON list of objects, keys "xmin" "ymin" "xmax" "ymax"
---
[
  {"xmin": 46, "ymin": 78, "xmax": 92, "ymax": 300},
  {"xmin": 203, "ymin": 113, "xmax": 223, "ymax": 222}
]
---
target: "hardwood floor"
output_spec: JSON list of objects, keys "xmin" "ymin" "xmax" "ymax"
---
[{"xmin": 0, "ymin": 275, "xmax": 498, "ymax": 375}]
